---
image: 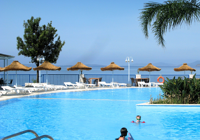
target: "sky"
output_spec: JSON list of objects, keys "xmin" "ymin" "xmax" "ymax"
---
[{"xmin": 0, "ymin": 0, "xmax": 200, "ymax": 66}]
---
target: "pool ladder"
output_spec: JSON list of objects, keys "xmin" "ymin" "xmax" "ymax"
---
[{"xmin": 1, "ymin": 130, "xmax": 54, "ymax": 140}]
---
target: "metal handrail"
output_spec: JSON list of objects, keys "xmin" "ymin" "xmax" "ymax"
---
[
  {"xmin": 30, "ymin": 135, "xmax": 54, "ymax": 140},
  {"xmin": 1, "ymin": 130, "xmax": 39, "ymax": 140}
]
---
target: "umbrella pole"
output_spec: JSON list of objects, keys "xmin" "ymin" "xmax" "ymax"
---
[
  {"xmin": 149, "ymin": 71, "xmax": 150, "ymax": 83},
  {"xmin": 81, "ymin": 70, "xmax": 82, "ymax": 83},
  {"xmin": 6, "ymin": 59, "xmax": 8, "ymax": 86},
  {"xmin": 16, "ymin": 71, "xmax": 17, "ymax": 87},
  {"xmin": 46, "ymin": 71, "xmax": 48, "ymax": 84},
  {"xmin": 79, "ymin": 70, "xmax": 81, "ymax": 83},
  {"xmin": 112, "ymin": 71, "xmax": 114, "ymax": 83},
  {"xmin": 184, "ymin": 71, "xmax": 185, "ymax": 78}
]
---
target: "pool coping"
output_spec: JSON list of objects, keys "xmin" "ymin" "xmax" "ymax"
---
[
  {"xmin": 136, "ymin": 102, "xmax": 200, "ymax": 106},
  {"xmin": 0, "ymin": 86, "xmax": 146, "ymax": 102},
  {"xmin": 1, "ymin": 87, "xmax": 200, "ymax": 106}
]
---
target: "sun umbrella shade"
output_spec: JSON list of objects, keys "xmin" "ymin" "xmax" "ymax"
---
[
  {"xmin": 33, "ymin": 61, "xmax": 61, "ymax": 71},
  {"xmin": 138, "ymin": 63, "xmax": 161, "ymax": 72},
  {"xmin": 67, "ymin": 62, "xmax": 92, "ymax": 71},
  {"xmin": 1, "ymin": 61, "xmax": 32, "ymax": 86},
  {"xmin": 2, "ymin": 61, "xmax": 32, "ymax": 71},
  {"xmin": 101, "ymin": 62, "xmax": 124, "ymax": 71},
  {"xmin": 0, "ymin": 67, "xmax": 4, "ymax": 72},
  {"xmin": 174, "ymin": 63, "xmax": 196, "ymax": 71}
]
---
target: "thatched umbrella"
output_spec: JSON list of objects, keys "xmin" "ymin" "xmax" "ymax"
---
[
  {"xmin": 101, "ymin": 62, "xmax": 124, "ymax": 82},
  {"xmin": 0, "ymin": 67, "xmax": 4, "ymax": 72},
  {"xmin": 33, "ymin": 61, "xmax": 61, "ymax": 84},
  {"xmin": 138, "ymin": 63, "xmax": 161, "ymax": 82},
  {"xmin": 174, "ymin": 63, "xmax": 196, "ymax": 76},
  {"xmin": 1, "ymin": 61, "xmax": 32, "ymax": 86},
  {"xmin": 67, "ymin": 62, "xmax": 92, "ymax": 82}
]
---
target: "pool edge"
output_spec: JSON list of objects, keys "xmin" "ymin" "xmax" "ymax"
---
[{"xmin": 137, "ymin": 102, "xmax": 200, "ymax": 107}]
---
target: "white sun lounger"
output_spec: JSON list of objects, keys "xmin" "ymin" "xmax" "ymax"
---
[
  {"xmin": 110, "ymin": 82, "xmax": 127, "ymax": 87},
  {"xmin": 152, "ymin": 83, "xmax": 163, "ymax": 87},
  {"xmin": 138, "ymin": 82, "xmax": 151, "ymax": 87},
  {"xmin": 25, "ymin": 83, "xmax": 46, "ymax": 91},
  {"xmin": 0, "ymin": 90, "xmax": 7, "ymax": 95},
  {"xmin": 75, "ymin": 82, "xmax": 86, "ymax": 88},
  {"xmin": 2, "ymin": 86, "xmax": 32, "ymax": 94},
  {"xmin": 99, "ymin": 81, "xmax": 113, "ymax": 87},
  {"xmin": 84, "ymin": 83, "xmax": 96, "ymax": 88},
  {"xmin": 64, "ymin": 82, "xmax": 78, "ymax": 88},
  {"xmin": 53, "ymin": 85, "xmax": 67, "ymax": 90},
  {"xmin": 118, "ymin": 83, "xmax": 127, "ymax": 87},
  {"xmin": 14, "ymin": 85, "xmax": 36, "ymax": 92}
]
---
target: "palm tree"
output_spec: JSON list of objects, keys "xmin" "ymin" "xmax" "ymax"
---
[{"xmin": 140, "ymin": 0, "xmax": 200, "ymax": 47}]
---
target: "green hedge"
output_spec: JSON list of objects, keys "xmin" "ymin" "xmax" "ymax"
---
[{"xmin": 151, "ymin": 74, "xmax": 200, "ymax": 104}]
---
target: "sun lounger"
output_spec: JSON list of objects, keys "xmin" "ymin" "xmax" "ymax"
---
[
  {"xmin": 111, "ymin": 82, "xmax": 127, "ymax": 87},
  {"xmin": 118, "ymin": 83, "xmax": 127, "ymax": 87},
  {"xmin": 99, "ymin": 81, "xmax": 113, "ymax": 87},
  {"xmin": 25, "ymin": 83, "xmax": 46, "ymax": 91},
  {"xmin": 75, "ymin": 82, "xmax": 86, "ymax": 88},
  {"xmin": 2, "ymin": 86, "xmax": 32, "ymax": 94},
  {"xmin": 53, "ymin": 85, "xmax": 67, "ymax": 90},
  {"xmin": 14, "ymin": 85, "xmax": 36, "ymax": 92},
  {"xmin": 152, "ymin": 82, "xmax": 163, "ymax": 87},
  {"xmin": 85, "ymin": 83, "xmax": 96, "ymax": 88},
  {"xmin": 0, "ymin": 90, "xmax": 8, "ymax": 95},
  {"xmin": 138, "ymin": 82, "xmax": 151, "ymax": 87},
  {"xmin": 64, "ymin": 82, "xmax": 78, "ymax": 88}
]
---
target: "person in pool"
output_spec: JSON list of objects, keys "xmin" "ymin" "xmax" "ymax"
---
[
  {"xmin": 131, "ymin": 115, "xmax": 145, "ymax": 123},
  {"xmin": 116, "ymin": 127, "xmax": 128, "ymax": 140},
  {"xmin": 136, "ymin": 115, "xmax": 141, "ymax": 123}
]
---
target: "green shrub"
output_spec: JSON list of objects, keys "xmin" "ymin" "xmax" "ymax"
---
[
  {"xmin": 151, "ymin": 74, "xmax": 200, "ymax": 104},
  {"xmin": 32, "ymin": 78, "xmax": 37, "ymax": 83}
]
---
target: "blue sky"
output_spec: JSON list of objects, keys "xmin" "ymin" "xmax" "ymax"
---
[{"xmin": 0, "ymin": 0, "xmax": 200, "ymax": 66}]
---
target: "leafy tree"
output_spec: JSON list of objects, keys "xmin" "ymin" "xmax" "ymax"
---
[
  {"xmin": 17, "ymin": 16, "xmax": 65, "ymax": 82},
  {"xmin": 140, "ymin": 0, "xmax": 200, "ymax": 47}
]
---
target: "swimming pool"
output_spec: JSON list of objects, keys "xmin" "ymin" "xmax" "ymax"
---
[{"xmin": 0, "ymin": 88, "xmax": 200, "ymax": 140}]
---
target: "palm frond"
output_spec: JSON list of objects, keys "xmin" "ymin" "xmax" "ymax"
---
[{"xmin": 140, "ymin": 0, "xmax": 200, "ymax": 47}]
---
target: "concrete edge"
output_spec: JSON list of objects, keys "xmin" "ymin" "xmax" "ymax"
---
[
  {"xmin": 136, "ymin": 102, "xmax": 200, "ymax": 106},
  {"xmin": 0, "ymin": 86, "xmax": 141, "ymax": 102}
]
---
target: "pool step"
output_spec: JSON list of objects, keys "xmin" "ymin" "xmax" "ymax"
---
[{"xmin": 1, "ymin": 130, "xmax": 54, "ymax": 140}]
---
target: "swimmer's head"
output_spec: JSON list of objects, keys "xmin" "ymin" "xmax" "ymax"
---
[
  {"xmin": 120, "ymin": 127, "xmax": 128, "ymax": 137},
  {"xmin": 136, "ymin": 115, "xmax": 141, "ymax": 121}
]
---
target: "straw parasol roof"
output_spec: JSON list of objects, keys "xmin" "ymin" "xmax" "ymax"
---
[
  {"xmin": 1, "ymin": 61, "xmax": 32, "ymax": 86},
  {"xmin": 0, "ymin": 67, "xmax": 4, "ymax": 72},
  {"xmin": 67, "ymin": 62, "xmax": 92, "ymax": 71},
  {"xmin": 138, "ymin": 63, "xmax": 161, "ymax": 72},
  {"xmin": 174, "ymin": 63, "xmax": 196, "ymax": 71},
  {"xmin": 33, "ymin": 61, "xmax": 61, "ymax": 71},
  {"xmin": 2, "ymin": 61, "xmax": 32, "ymax": 71},
  {"xmin": 101, "ymin": 62, "xmax": 124, "ymax": 71}
]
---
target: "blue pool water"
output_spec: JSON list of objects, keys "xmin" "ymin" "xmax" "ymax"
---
[{"xmin": 0, "ymin": 88, "xmax": 200, "ymax": 140}]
